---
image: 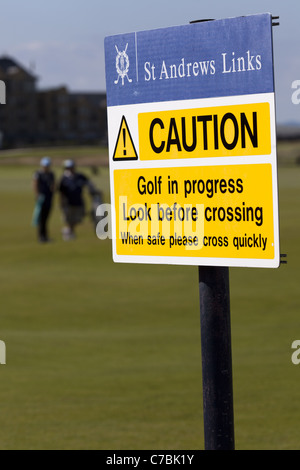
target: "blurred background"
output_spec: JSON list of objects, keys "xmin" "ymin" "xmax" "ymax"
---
[{"xmin": 0, "ymin": 0, "xmax": 299, "ymax": 450}]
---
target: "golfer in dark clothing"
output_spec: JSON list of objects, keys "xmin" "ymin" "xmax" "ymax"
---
[
  {"xmin": 58, "ymin": 159, "xmax": 94, "ymax": 240},
  {"xmin": 33, "ymin": 157, "xmax": 55, "ymax": 242}
]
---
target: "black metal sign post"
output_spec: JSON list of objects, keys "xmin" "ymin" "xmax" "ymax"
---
[{"xmin": 198, "ymin": 266, "xmax": 235, "ymax": 450}]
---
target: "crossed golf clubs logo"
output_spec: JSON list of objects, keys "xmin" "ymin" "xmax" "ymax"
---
[{"xmin": 114, "ymin": 43, "xmax": 132, "ymax": 86}]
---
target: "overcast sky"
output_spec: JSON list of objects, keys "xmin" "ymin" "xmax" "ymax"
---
[{"xmin": 1, "ymin": 0, "xmax": 300, "ymax": 124}]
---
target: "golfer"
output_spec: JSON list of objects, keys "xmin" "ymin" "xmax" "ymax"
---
[
  {"xmin": 58, "ymin": 159, "xmax": 93, "ymax": 240},
  {"xmin": 32, "ymin": 157, "xmax": 55, "ymax": 243}
]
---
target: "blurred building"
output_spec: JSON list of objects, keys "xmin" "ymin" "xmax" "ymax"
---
[
  {"xmin": 37, "ymin": 87, "xmax": 107, "ymax": 145},
  {"xmin": 0, "ymin": 55, "xmax": 107, "ymax": 148},
  {"xmin": 0, "ymin": 55, "xmax": 38, "ymax": 147}
]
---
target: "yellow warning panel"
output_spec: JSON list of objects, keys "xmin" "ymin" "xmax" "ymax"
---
[
  {"xmin": 138, "ymin": 102, "xmax": 271, "ymax": 160},
  {"xmin": 113, "ymin": 115, "xmax": 138, "ymax": 161},
  {"xmin": 113, "ymin": 163, "xmax": 276, "ymax": 262}
]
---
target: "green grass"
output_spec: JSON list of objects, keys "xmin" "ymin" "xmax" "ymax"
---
[{"xmin": 0, "ymin": 152, "xmax": 299, "ymax": 449}]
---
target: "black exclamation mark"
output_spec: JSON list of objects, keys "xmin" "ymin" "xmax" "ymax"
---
[{"xmin": 123, "ymin": 128, "xmax": 126, "ymax": 156}]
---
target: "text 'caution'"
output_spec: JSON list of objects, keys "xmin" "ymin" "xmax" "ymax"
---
[{"xmin": 138, "ymin": 102, "xmax": 271, "ymax": 160}]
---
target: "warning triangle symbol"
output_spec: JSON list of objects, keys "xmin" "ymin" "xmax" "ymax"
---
[{"xmin": 113, "ymin": 116, "xmax": 138, "ymax": 161}]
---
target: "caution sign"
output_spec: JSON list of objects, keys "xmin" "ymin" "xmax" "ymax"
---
[
  {"xmin": 138, "ymin": 102, "xmax": 271, "ymax": 160},
  {"xmin": 113, "ymin": 116, "xmax": 138, "ymax": 161},
  {"xmin": 105, "ymin": 14, "xmax": 280, "ymax": 268}
]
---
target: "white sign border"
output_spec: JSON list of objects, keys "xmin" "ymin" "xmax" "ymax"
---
[{"xmin": 107, "ymin": 92, "xmax": 280, "ymax": 268}]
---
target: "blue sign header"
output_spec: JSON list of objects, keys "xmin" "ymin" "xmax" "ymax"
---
[{"xmin": 105, "ymin": 13, "xmax": 274, "ymax": 107}]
